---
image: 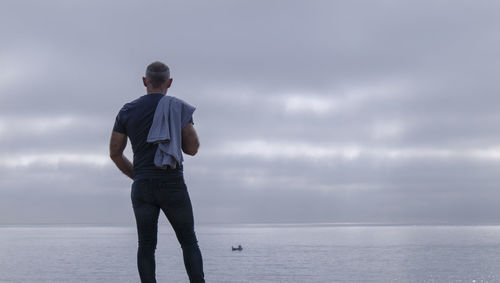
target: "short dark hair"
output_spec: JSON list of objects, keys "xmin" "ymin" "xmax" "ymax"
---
[{"xmin": 145, "ymin": 61, "xmax": 170, "ymax": 88}]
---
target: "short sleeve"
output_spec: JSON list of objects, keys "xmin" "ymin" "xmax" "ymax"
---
[
  {"xmin": 181, "ymin": 101, "xmax": 196, "ymax": 128},
  {"xmin": 113, "ymin": 108, "xmax": 127, "ymax": 134}
]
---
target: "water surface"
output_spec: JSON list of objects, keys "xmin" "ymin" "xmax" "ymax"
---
[{"xmin": 1, "ymin": 224, "xmax": 499, "ymax": 282}]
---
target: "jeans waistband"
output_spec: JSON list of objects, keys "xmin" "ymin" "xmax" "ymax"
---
[{"xmin": 133, "ymin": 175, "xmax": 185, "ymax": 184}]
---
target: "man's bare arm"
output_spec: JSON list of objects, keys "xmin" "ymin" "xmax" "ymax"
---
[
  {"xmin": 182, "ymin": 123, "xmax": 200, "ymax": 156},
  {"xmin": 109, "ymin": 131, "xmax": 134, "ymax": 179}
]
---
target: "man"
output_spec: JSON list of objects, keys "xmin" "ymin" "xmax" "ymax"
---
[{"xmin": 109, "ymin": 61, "xmax": 205, "ymax": 283}]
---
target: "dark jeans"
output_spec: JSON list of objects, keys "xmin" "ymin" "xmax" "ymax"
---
[{"xmin": 131, "ymin": 177, "xmax": 205, "ymax": 283}]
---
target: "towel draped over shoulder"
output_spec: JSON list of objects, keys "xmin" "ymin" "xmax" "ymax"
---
[{"xmin": 146, "ymin": 95, "xmax": 196, "ymax": 169}]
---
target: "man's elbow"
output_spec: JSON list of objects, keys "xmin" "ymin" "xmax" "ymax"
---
[
  {"xmin": 184, "ymin": 149, "xmax": 197, "ymax": 156},
  {"xmin": 109, "ymin": 152, "xmax": 122, "ymax": 162},
  {"xmin": 184, "ymin": 141, "xmax": 200, "ymax": 156}
]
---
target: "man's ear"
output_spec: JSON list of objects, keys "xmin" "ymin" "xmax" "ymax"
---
[
  {"xmin": 167, "ymin": 78, "xmax": 173, "ymax": 88},
  {"xmin": 142, "ymin": 77, "xmax": 148, "ymax": 87}
]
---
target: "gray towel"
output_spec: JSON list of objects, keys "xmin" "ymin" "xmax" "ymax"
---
[{"xmin": 147, "ymin": 95, "xmax": 196, "ymax": 169}]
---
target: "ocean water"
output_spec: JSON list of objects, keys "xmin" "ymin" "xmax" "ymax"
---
[{"xmin": 1, "ymin": 224, "xmax": 500, "ymax": 282}]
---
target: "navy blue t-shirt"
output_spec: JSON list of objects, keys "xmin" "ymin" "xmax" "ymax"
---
[{"xmin": 113, "ymin": 93, "xmax": 191, "ymax": 180}]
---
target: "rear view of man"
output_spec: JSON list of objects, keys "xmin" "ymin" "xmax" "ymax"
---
[{"xmin": 109, "ymin": 61, "xmax": 205, "ymax": 282}]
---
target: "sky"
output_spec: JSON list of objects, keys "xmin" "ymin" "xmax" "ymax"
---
[{"xmin": 1, "ymin": 1, "xmax": 499, "ymax": 225}]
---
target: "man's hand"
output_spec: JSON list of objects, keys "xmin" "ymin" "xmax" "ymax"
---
[
  {"xmin": 109, "ymin": 131, "xmax": 134, "ymax": 179},
  {"xmin": 182, "ymin": 123, "xmax": 200, "ymax": 156}
]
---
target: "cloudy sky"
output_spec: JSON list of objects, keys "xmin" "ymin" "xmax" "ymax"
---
[{"xmin": 1, "ymin": 1, "xmax": 499, "ymax": 225}]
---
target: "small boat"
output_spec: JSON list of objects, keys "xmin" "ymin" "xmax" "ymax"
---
[{"xmin": 232, "ymin": 245, "xmax": 243, "ymax": 251}]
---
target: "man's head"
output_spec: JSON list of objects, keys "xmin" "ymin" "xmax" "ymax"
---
[{"xmin": 143, "ymin": 61, "xmax": 172, "ymax": 93}]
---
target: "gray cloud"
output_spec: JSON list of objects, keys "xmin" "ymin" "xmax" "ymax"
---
[{"xmin": 1, "ymin": 0, "xmax": 500, "ymax": 224}]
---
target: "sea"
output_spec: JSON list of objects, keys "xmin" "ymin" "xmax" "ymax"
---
[{"xmin": 1, "ymin": 223, "xmax": 500, "ymax": 283}]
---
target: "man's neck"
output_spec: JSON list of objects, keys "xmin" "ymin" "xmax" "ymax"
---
[
  {"xmin": 146, "ymin": 88, "xmax": 167, "ymax": 95},
  {"xmin": 147, "ymin": 91, "xmax": 167, "ymax": 95}
]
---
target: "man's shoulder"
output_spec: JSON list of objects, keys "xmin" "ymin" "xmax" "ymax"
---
[
  {"xmin": 170, "ymin": 96, "xmax": 194, "ymax": 108},
  {"xmin": 119, "ymin": 94, "xmax": 154, "ymax": 111},
  {"xmin": 169, "ymin": 95, "xmax": 182, "ymax": 104}
]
